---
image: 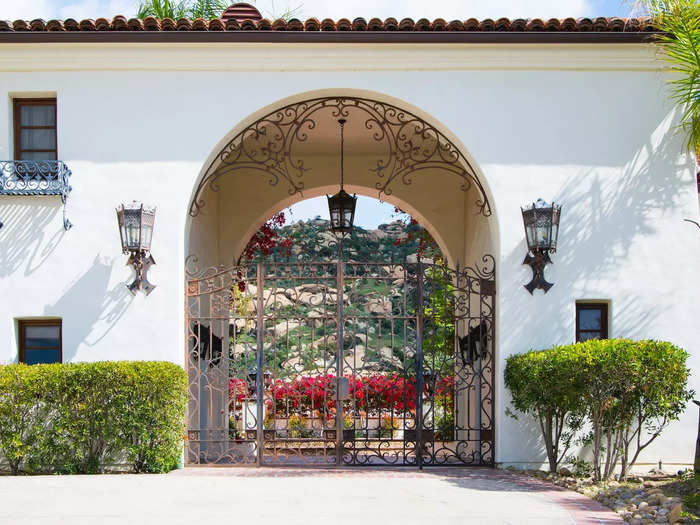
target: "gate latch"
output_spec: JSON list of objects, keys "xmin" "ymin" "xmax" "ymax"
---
[{"xmin": 337, "ymin": 377, "xmax": 350, "ymax": 401}]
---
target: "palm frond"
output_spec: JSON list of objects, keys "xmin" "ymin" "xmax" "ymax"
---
[
  {"xmin": 254, "ymin": 0, "xmax": 304, "ymax": 21},
  {"xmin": 646, "ymin": 0, "xmax": 700, "ymax": 151},
  {"xmin": 188, "ymin": 0, "xmax": 229, "ymax": 20},
  {"xmin": 136, "ymin": 0, "xmax": 189, "ymax": 19}
]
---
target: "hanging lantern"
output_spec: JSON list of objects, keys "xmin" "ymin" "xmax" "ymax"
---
[{"xmin": 327, "ymin": 118, "xmax": 357, "ymax": 235}]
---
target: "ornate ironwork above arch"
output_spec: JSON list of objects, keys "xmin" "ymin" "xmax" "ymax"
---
[{"xmin": 189, "ymin": 97, "xmax": 492, "ymax": 218}]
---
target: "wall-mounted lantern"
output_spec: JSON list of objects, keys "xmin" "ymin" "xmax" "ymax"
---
[
  {"xmin": 521, "ymin": 198, "xmax": 562, "ymax": 294},
  {"xmin": 327, "ymin": 118, "xmax": 357, "ymax": 236},
  {"xmin": 116, "ymin": 201, "xmax": 156, "ymax": 295}
]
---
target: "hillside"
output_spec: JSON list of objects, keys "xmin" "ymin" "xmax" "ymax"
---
[
  {"xmin": 256, "ymin": 216, "xmax": 439, "ymax": 263},
  {"xmin": 231, "ymin": 217, "xmax": 451, "ymax": 379}
]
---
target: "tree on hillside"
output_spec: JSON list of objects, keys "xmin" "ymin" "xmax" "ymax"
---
[{"xmin": 391, "ymin": 208, "xmax": 442, "ymax": 262}]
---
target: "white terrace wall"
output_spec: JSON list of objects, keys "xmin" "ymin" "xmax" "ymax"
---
[{"xmin": 0, "ymin": 43, "xmax": 698, "ymax": 470}]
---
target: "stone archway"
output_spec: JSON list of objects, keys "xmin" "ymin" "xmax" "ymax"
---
[{"xmin": 184, "ymin": 91, "xmax": 498, "ymax": 467}]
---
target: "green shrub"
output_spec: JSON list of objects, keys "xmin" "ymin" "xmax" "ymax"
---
[
  {"xmin": 505, "ymin": 339, "xmax": 692, "ymax": 481},
  {"xmin": 504, "ymin": 345, "xmax": 585, "ymax": 473},
  {"xmin": 0, "ymin": 365, "xmax": 52, "ymax": 475},
  {"xmin": 615, "ymin": 340, "xmax": 692, "ymax": 480},
  {"xmin": 0, "ymin": 361, "xmax": 187, "ymax": 475}
]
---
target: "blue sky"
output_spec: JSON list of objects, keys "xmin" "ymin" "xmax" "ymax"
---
[
  {"xmin": 0, "ymin": 0, "xmax": 639, "ymax": 227},
  {"xmin": 286, "ymin": 196, "xmax": 400, "ymax": 230},
  {"xmin": 2, "ymin": 0, "xmax": 639, "ymax": 22}
]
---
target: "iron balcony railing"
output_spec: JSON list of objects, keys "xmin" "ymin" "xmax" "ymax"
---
[{"xmin": 0, "ymin": 160, "xmax": 73, "ymax": 230}]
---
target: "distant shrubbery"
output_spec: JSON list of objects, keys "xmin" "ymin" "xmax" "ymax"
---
[
  {"xmin": 504, "ymin": 339, "xmax": 692, "ymax": 481},
  {"xmin": 0, "ymin": 361, "xmax": 187, "ymax": 475}
]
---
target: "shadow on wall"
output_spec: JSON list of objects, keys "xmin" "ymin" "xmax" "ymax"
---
[
  {"xmin": 0, "ymin": 198, "xmax": 65, "ymax": 278},
  {"xmin": 501, "ymin": 117, "xmax": 684, "ymax": 356},
  {"xmin": 498, "ymin": 114, "xmax": 686, "ymax": 462},
  {"xmin": 44, "ymin": 255, "xmax": 134, "ymax": 362}
]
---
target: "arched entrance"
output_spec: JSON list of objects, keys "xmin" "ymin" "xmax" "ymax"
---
[{"xmin": 184, "ymin": 92, "xmax": 497, "ymax": 467}]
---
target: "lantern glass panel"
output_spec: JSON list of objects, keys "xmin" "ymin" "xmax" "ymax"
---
[
  {"xmin": 124, "ymin": 209, "xmax": 141, "ymax": 250},
  {"xmin": 521, "ymin": 199, "xmax": 561, "ymax": 254},
  {"xmin": 116, "ymin": 202, "xmax": 156, "ymax": 253},
  {"xmin": 550, "ymin": 206, "xmax": 561, "ymax": 252},
  {"xmin": 140, "ymin": 212, "xmax": 155, "ymax": 252},
  {"xmin": 117, "ymin": 213, "xmax": 128, "ymax": 253},
  {"xmin": 536, "ymin": 213, "xmax": 551, "ymax": 250},
  {"xmin": 525, "ymin": 221, "xmax": 537, "ymax": 251},
  {"xmin": 330, "ymin": 208, "xmax": 341, "ymax": 227}
]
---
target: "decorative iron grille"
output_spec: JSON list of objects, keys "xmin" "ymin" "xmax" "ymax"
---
[
  {"xmin": 0, "ymin": 160, "xmax": 73, "ymax": 230},
  {"xmin": 189, "ymin": 97, "xmax": 491, "ymax": 218},
  {"xmin": 185, "ymin": 256, "xmax": 495, "ymax": 467}
]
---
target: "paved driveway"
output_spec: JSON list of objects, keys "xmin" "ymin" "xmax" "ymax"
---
[{"xmin": 0, "ymin": 468, "xmax": 621, "ymax": 524}]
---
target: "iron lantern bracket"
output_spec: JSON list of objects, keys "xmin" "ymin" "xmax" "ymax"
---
[
  {"xmin": 523, "ymin": 250, "xmax": 554, "ymax": 294},
  {"xmin": 126, "ymin": 250, "xmax": 156, "ymax": 295}
]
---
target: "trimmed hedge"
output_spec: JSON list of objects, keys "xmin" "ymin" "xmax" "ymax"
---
[
  {"xmin": 0, "ymin": 361, "xmax": 187, "ymax": 475},
  {"xmin": 505, "ymin": 339, "xmax": 692, "ymax": 480}
]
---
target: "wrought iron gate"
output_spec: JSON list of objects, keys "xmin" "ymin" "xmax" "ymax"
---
[{"xmin": 185, "ymin": 256, "xmax": 495, "ymax": 467}]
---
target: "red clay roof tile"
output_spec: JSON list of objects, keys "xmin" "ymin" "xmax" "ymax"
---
[
  {"xmin": 161, "ymin": 17, "xmax": 176, "ymax": 30},
  {"xmin": 352, "ymin": 18, "xmax": 367, "ymax": 31},
  {"xmin": 367, "ymin": 18, "xmax": 383, "ymax": 31},
  {"xmin": 511, "ymin": 18, "xmax": 528, "ymax": 31},
  {"xmin": 414, "ymin": 18, "xmax": 431, "ymax": 31},
  {"xmin": 64, "ymin": 18, "xmax": 79, "ymax": 31},
  {"xmin": 209, "ymin": 18, "xmax": 225, "ymax": 31},
  {"xmin": 337, "ymin": 18, "xmax": 352, "ymax": 31},
  {"xmin": 495, "ymin": 18, "xmax": 511, "ymax": 31},
  {"xmin": 479, "ymin": 19, "xmax": 495, "ymax": 32},
  {"xmin": 127, "ymin": 18, "xmax": 144, "ymax": 31},
  {"xmin": 304, "ymin": 18, "xmax": 320, "ymax": 31},
  {"xmin": 0, "ymin": 2, "xmax": 659, "ymax": 41},
  {"xmin": 320, "ymin": 18, "xmax": 336, "ymax": 31}
]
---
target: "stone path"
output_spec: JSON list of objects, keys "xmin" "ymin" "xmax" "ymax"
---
[{"xmin": 0, "ymin": 467, "xmax": 623, "ymax": 524}]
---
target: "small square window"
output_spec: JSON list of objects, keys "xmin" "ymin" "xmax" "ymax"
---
[
  {"xmin": 576, "ymin": 303, "xmax": 608, "ymax": 342},
  {"xmin": 18, "ymin": 320, "xmax": 62, "ymax": 364}
]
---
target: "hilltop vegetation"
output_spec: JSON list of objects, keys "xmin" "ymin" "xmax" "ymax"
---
[
  {"xmin": 251, "ymin": 216, "xmax": 439, "ymax": 263},
  {"xmin": 230, "ymin": 217, "xmax": 451, "ymax": 379}
]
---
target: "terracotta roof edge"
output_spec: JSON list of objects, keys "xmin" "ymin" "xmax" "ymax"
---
[{"xmin": 0, "ymin": 16, "xmax": 659, "ymax": 35}]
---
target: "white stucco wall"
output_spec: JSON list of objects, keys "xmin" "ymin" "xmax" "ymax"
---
[{"xmin": 0, "ymin": 42, "xmax": 698, "ymax": 469}]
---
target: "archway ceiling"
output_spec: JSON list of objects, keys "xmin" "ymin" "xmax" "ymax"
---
[{"xmin": 190, "ymin": 97, "xmax": 491, "ymax": 218}]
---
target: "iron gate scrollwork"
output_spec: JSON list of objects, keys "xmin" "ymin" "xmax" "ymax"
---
[
  {"xmin": 185, "ymin": 256, "xmax": 495, "ymax": 467},
  {"xmin": 189, "ymin": 97, "xmax": 492, "ymax": 218}
]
